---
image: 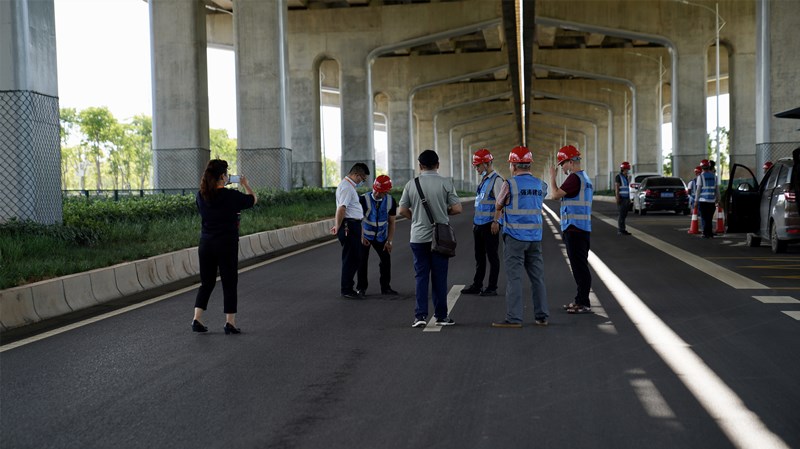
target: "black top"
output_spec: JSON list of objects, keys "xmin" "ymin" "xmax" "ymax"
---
[{"xmin": 196, "ymin": 188, "xmax": 256, "ymax": 241}]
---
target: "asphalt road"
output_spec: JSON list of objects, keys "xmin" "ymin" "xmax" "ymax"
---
[{"xmin": 2, "ymin": 199, "xmax": 798, "ymax": 449}]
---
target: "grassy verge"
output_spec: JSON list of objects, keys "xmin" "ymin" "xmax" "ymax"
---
[{"xmin": 0, "ymin": 188, "xmax": 337, "ymax": 290}]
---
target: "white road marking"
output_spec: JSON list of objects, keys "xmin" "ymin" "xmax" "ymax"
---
[
  {"xmin": 1, "ymin": 239, "xmax": 340, "ymax": 352},
  {"xmin": 752, "ymin": 296, "xmax": 799, "ymax": 304},
  {"xmin": 423, "ymin": 285, "xmax": 463, "ymax": 332},
  {"xmin": 593, "ymin": 211, "xmax": 768, "ymax": 290},
  {"xmin": 781, "ymin": 311, "xmax": 800, "ymax": 320},
  {"xmin": 589, "ymin": 251, "xmax": 789, "ymax": 449},
  {"xmin": 629, "ymin": 378, "xmax": 677, "ymax": 419}
]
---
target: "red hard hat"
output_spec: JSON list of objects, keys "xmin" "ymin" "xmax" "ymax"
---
[
  {"xmin": 620, "ymin": 161, "xmax": 631, "ymax": 170},
  {"xmin": 373, "ymin": 175, "xmax": 392, "ymax": 193},
  {"xmin": 694, "ymin": 165, "xmax": 702, "ymax": 175},
  {"xmin": 472, "ymin": 148, "xmax": 493, "ymax": 166},
  {"xmin": 508, "ymin": 146, "xmax": 532, "ymax": 163},
  {"xmin": 557, "ymin": 145, "xmax": 581, "ymax": 166},
  {"xmin": 700, "ymin": 159, "xmax": 710, "ymax": 168},
  {"xmin": 763, "ymin": 161, "xmax": 773, "ymax": 170}
]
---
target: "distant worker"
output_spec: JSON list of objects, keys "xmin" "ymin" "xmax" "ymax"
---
[
  {"xmin": 763, "ymin": 161, "xmax": 773, "ymax": 176},
  {"xmin": 192, "ymin": 159, "xmax": 257, "ymax": 334},
  {"xmin": 356, "ymin": 175, "xmax": 398, "ymax": 297},
  {"xmin": 331, "ymin": 163, "xmax": 371, "ymax": 299},
  {"xmin": 614, "ymin": 161, "xmax": 632, "ymax": 236},
  {"xmin": 549, "ymin": 145, "xmax": 593, "ymax": 314},
  {"xmin": 491, "ymin": 146, "xmax": 549, "ymax": 328},
  {"xmin": 694, "ymin": 160, "xmax": 720, "ymax": 239},
  {"xmin": 398, "ymin": 150, "xmax": 462, "ymax": 328},
  {"xmin": 687, "ymin": 165, "xmax": 702, "ymax": 214},
  {"xmin": 461, "ymin": 148, "xmax": 504, "ymax": 297}
]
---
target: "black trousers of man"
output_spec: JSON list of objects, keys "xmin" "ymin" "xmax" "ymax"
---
[
  {"xmin": 356, "ymin": 239, "xmax": 391, "ymax": 293},
  {"xmin": 472, "ymin": 222, "xmax": 500, "ymax": 291},
  {"xmin": 618, "ymin": 198, "xmax": 630, "ymax": 233},
  {"xmin": 338, "ymin": 218, "xmax": 362, "ymax": 294},
  {"xmin": 698, "ymin": 201, "xmax": 716, "ymax": 238},
  {"xmin": 563, "ymin": 228, "xmax": 591, "ymax": 307}
]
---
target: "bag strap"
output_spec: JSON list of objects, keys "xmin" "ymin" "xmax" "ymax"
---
[{"xmin": 414, "ymin": 177, "xmax": 436, "ymax": 225}]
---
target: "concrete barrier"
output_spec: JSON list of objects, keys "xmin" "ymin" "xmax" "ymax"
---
[
  {"xmin": 135, "ymin": 258, "xmax": 161, "ymax": 290},
  {"xmin": 62, "ymin": 273, "xmax": 99, "ymax": 312},
  {"xmin": 90, "ymin": 268, "xmax": 122, "ymax": 304},
  {"xmin": 115, "ymin": 263, "xmax": 144, "ymax": 296},
  {"xmin": 0, "ymin": 286, "xmax": 38, "ymax": 330},
  {"xmin": 0, "ymin": 218, "xmax": 337, "ymax": 333},
  {"xmin": 30, "ymin": 279, "xmax": 72, "ymax": 320}
]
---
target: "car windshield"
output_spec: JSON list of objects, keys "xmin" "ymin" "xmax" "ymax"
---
[{"xmin": 644, "ymin": 177, "xmax": 684, "ymax": 187}]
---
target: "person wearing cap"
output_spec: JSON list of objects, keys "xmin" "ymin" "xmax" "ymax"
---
[
  {"xmin": 398, "ymin": 149, "xmax": 462, "ymax": 328},
  {"xmin": 331, "ymin": 162, "xmax": 371, "ymax": 299},
  {"xmin": 549, "ymin": 145, "xmax": 593, "ymax": 314},
  {"xmin": 763, "ymin": 161, "xmax": 773, "ymax": 178},
  {"xmin": 687, "ymin": 165, "xmax": 703, "ymax": 216},
  {"xmin": 614, "ymin": 161, "xmax": 632, "ymax": 236},
  {"xmin": 356, "ymin": 174, "xmax": 398, "ymax": 297},
  {"xmin": 461, "ymin": 148, "xmax": 504, "ymax": 297},
  {"xmin": 490, "ymin": 146, "xmax": 549, "ymax": 328},
  {"xmin": 694, "ymin": 159, "xmax": 720, "ymax": 239}
]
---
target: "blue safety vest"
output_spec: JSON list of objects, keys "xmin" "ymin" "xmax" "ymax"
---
[
  {"xmin": 502, "ymin": 175, "xmax": 544, "ymax": 242},
  {"xmin": 618, "ymin": 173, "xmax": 630, "ymax": 198},
  {"xmin": 474, "ymin": 172, "xmax": 500, "ymax": 225},
  {"xmin": 698, "ymin": 172, "xmax": 716, "ymax": 203},
  {"xmin": 560, "ymin": 171, "xmax": 593, "ymax": 232},
  {"xmin": 362, "ymin": 193, "xmax": 392, "ymax": 242}
]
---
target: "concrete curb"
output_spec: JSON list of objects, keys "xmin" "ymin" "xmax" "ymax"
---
[{"xmin": 0, "ymin": 219, "xmax": 336, "ymax": 333}]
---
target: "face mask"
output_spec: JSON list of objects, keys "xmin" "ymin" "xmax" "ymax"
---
[{"xmin": 479, "ymin": 170, "xmax": 487, "ymax": 178}]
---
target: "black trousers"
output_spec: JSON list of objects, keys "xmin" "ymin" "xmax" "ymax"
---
[
  {"xmin": 472, "ymin": 222, "xmax": 500, "ymax": 290},
  {"xmin": 338, "ymin": 218, "xmax": 362, "ymax": 293},
  {"xmin": 195, "ymin": 238, "xmax": 239, "ymax": 313},
  {"xmin": 357, "ymin": 239, "xmax": 392, "ymax": 292},
  {"xmin": 563, "ymin": 229, "xmax": 592, "ymax": 307},
  {"xmin": 618, "ymin": 198, "xmax": 630, "ymax": 232},
  {"xmin": 699, "ymin": 202, "xmax": 716, "ymax": 237}
]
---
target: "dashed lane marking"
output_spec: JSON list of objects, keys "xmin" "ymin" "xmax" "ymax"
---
[
  {"xmin": 752, "ymin": 296, "xmax": 800, "ymax": 304},
  {"xmin": 423, "ymin": 285, "xmax": 463, "ymax": 332},
  {"xmin": 782, "ymin": 311, "xmax": 800, "ymax": 320},
  {"xmin": 592, "ymin": 211, "xmax": 768, "ymax": 290}
]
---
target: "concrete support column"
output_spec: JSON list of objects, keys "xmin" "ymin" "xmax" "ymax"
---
[
  {"xmin": 673, "ymin": 42, "xmax": 708, "ymax": 179},
  {"xmin": 340, "ymin": 53, "xmax": 374, "ymax": 178},
  {"xmin": 387, "ymin": 98, "xmax": 412, "ymax": 186},
  {"xmin": 289, "ymin": 72, "xmax": 321, "ymax": 187},
  {"xmin": 0, "ymin": 0, "xmax": 61, "ymax": 224},
  {"xmin": 729, "ymin": 49, "xmax": 756, "ymax": 168},
  {"xmin": 149, "ymin": 0, "xmax": 209, "ymax": 189},
  {"xmin": 632, "ymin": 84, "xmax": 659, "ymax": 173},
  {"xmin": 235, "ymin": 0, "xmax": 292, "ymax": 190}
]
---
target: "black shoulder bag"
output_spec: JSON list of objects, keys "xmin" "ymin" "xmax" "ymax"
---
[{"xmin": 414, "ymin": 177, "xmax": 457, "ymax": 257}]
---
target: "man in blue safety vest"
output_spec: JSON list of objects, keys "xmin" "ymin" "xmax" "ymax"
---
[
  {"xmin": 356, "ymin": 175, "xmax": 398, "ymax": 297},
  {"xmin": 549, "ymin": 145, "xmax": 594, "ymax": 314},
  {"xmin": 491, "ymin": 146, "xmax": 549, "ymax": 328},
  {"xmin": 461, "ymin": 148, "xmax": 504, "ymax": 297},
  {"xmin": 615, "ymin": 161, "xmax": 632, "ymax": 236},
  {"xmin": 694, "ymin": 160, "xmax": 720, "ymax": 239}
]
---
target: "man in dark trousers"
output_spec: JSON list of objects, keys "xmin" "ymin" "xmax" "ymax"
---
[
  {"xmin": 614, "ymin": 161, "xmax": 632, "ymax": 235},
  {"xmin": 356, "ymin": 175, "xmax": 398, "ymax": 296},
  {"xmin": 693, "ymin": 160, "xmax": 719, "ymax": 239},
  {"xmin": 331, "ymin": 163, "xmax": 370, "ymax": 299}
]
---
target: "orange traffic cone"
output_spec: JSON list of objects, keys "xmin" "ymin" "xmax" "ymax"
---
[
  {"xmin": 715, "ymin": 205, "xmax": 725, "ymax": 234},
  {"xmin": 688, "ymin": 205, "xmax": 700, "ymax": 234}
]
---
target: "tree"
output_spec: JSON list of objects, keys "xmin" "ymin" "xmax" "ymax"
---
[
  {"xmin": 323, "ymin": 157, "xmax": 340, "ymax": 187},
  {"xmin": 78, "ymin": 107, "xmax": 118, "ymax": 190},
  {"xmin": 210, "ymin": 128, "xmax": 237, "ymax": 174},
  {"xmin": 127, "ymin": 115, "xmax": 152, "ymax": 189}
]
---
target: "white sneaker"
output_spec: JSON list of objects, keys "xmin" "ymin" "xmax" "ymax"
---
[{"xmin": 411, "ymin": 318, "xmax": 427, "ymax": 328}]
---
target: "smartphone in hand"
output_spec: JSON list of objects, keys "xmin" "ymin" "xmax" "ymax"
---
[{"xmin": 228, "ymin": 175, "xmax": 241, "ymax": 184}]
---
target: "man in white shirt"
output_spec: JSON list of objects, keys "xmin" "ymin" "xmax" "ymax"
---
[{"xmin": 331, "ymin": 163, "xmax": 370, "ymax": 299}]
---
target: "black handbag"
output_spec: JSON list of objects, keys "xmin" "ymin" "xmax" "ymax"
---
[{"xmin": 414, "ymin": 177, "xmax": 457, "ymax": 257}]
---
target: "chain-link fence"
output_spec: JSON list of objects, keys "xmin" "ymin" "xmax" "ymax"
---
[
  {"xmin": 152, "ymin": 147, "xmax": 209, "ymax": 190},
  {"xmin": 753, "ymin": 142, "xmax": 800, "ymax": 169},
  {"xmin": 239, "ymin": 147, "xmax": 292, "ymax": 191},
  {"xmin": 0, "ymin": 90, "xmax": 62, "ymax": 224}
]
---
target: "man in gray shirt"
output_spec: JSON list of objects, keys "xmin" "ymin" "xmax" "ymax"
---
[{"xmin": 398, "ymin": 150, "xmax": 462, "ymax": 328}]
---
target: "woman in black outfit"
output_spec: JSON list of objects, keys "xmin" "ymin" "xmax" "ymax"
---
[{"xmin": 192, "ymin": 159, "xmax": 257, "ymax": 334}]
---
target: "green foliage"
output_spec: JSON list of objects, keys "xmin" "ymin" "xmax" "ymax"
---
[
  {"xmin": 210, "ymin": 128, "xmax": 238, "ymax": 173},
  {"xmin": 323, "ymin": 157, "xmax": 341, "ymax": 187}
]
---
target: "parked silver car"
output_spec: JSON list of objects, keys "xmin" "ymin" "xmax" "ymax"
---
[
  {"xmin": 726, "ymin": 156, "xmax": 799, "ymax": 253},
  {"xmin": 628, "ymin": 172, "xmax": 660, "ymax": 211}
]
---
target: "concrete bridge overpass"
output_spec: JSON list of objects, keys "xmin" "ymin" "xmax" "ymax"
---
[{"xmin": 2, "ymin": 0, "xmax": 799, "ymax": 225}]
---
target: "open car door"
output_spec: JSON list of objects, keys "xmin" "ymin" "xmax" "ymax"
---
[{"xmin": 724, "ymin": 163, "xmax": 760, "ymax": 233}]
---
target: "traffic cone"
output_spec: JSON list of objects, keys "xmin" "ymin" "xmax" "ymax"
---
[
  {"xmin": 715, "ymin": 205, "xmax": 725, "ymax": 234},
  {"xmin": 688, "ymin": 205, "xmax": 700, "ymax": 234}
]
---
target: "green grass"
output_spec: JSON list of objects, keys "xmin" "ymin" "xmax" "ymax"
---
[{"xmin": 0, "ymin": 188, "xmax": 338, "ymax": 290}]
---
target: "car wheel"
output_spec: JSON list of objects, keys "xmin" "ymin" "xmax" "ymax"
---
[
  {"xmin": 746, "ymin": 233, "xmax": 761, "ymax": 247},
  {"xmin": 771, "ymin": 221, "xmax": 787, "ymax": 253}
]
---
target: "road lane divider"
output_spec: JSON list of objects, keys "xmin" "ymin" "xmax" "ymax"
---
[{"xmin": 423, "ymin": 285, "xmax": 463, "ymax": 332}]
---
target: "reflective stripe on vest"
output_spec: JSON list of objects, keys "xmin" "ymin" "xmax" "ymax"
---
[
  {"xmin": 560, "ymin": 171, "xmax": 593, "ymax": 232},
  {"xmin": 503, "ymin": 175, "xmax": 544, "ymax": 241},
  {"xmin": 474, "ymin": 172, "xmax": 500, "ymax": 225},
  {"xmin": 618, "ymin": 174, "xmax": 630, "ymax": 198},
  {"xmin": 699, "ymin": 172, "xmax": 716, "ymax": 202},
  {"xmin": 362, "ymin": 193, "xmax": 391, "ymax": 241}
]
